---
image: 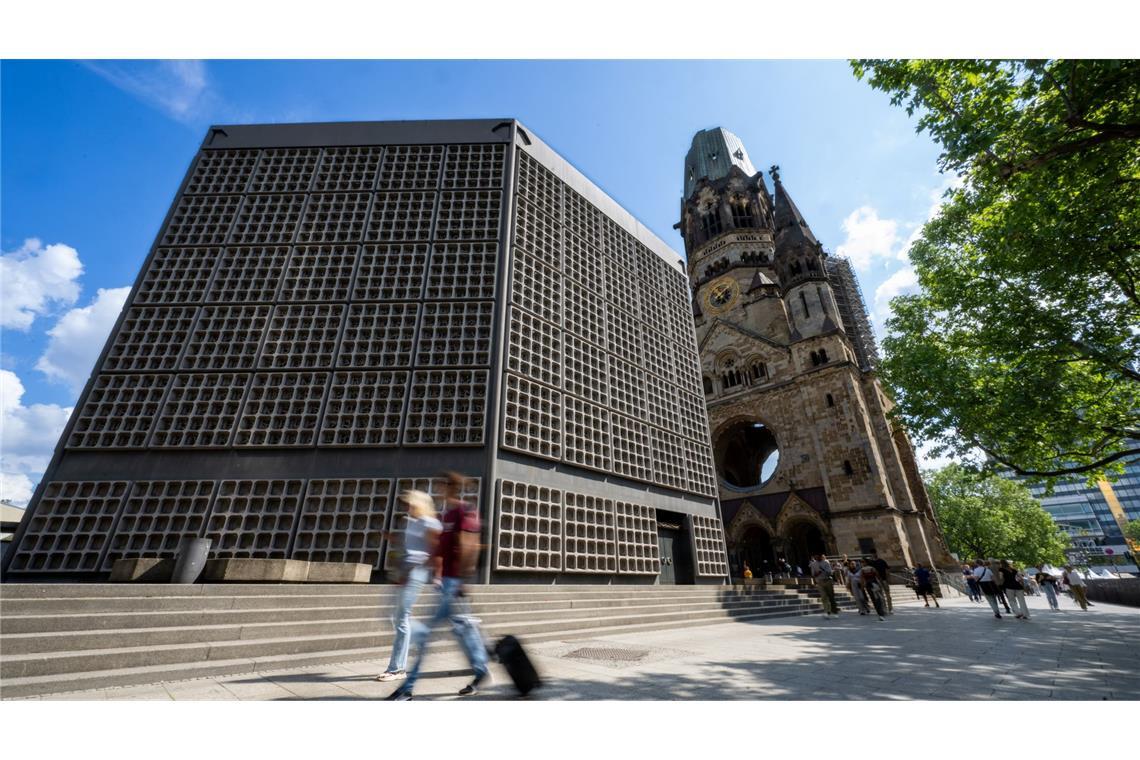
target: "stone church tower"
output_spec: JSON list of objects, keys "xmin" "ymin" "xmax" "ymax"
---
[{"xmin": 678, "ymin": 127, "xmax": 954, "ymax": 575}]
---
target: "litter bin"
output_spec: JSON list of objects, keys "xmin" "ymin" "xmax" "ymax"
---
[{"xmin": 172, "ymin": 537, "xmax": 211, "ymax": 583}]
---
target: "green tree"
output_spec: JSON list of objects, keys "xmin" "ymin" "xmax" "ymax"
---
[
  {"xmin": 850, "ymin": 60, "xmax": 1140, "ymax": 480},
  {"xmin": 1125, "ymin": 518, "xmax": 1140, "ymax": 543},
  {"xmin": 926, "ymin": 463, "xmax": 1069, "ymax": 566}
]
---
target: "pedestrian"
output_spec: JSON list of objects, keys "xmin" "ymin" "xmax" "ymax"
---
[
  {"xmin": 972, "ymin": 559, "xmax": 1003, "ymax": 619},
  {"xmin": 963, "ymin": 564, "xmax": 982, "ymax": 602},
  {"xmin": 859, "ymin": 562, "xmax": 887, "ymax": 621},
  {"xmin": 742, "ymin": 562, "xmax": 753, "ymax": 580},
  {"xmin": 387, "ymin": 472, "xmax": 489, "ymax": 701},
  {"xmin": 847, "ymin": 560, "xmax": 869, "ymax": 614},
  {"xmin": 999, "ymin": 560, "xmax": 1030, "ymax": 620},
  {"xmin": 1036, "ymin": 570, "xmax": 1060, "ymax": 611},
  {"xmin": 870, "ymin": 555, "xmax": 893, "ymax": 613},
  {"xmin": 375, "ymin": 490, "xmax": 442, "ymax": 682},
  {"xmin": 809, "ymin": 553, "xmax": 838, "ymax": 618},
  {"xmin": 990, "ymin": 559, "xmax": 1013, "ymax": 613},
  {"xmin": 1063, "ymin": 565, "xmax": 1089, "ymax": 611},
  {"xmin": 914, "ymin": 562, "xmax": 940, "ymax": 608}
]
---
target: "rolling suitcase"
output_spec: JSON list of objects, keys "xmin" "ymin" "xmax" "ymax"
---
[{"xmin": 493, "ymin": 635, "xmax": 542, "ymax": 696}]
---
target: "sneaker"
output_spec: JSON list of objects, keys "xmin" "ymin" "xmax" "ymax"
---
[
  {"xmin": 375, "ymin": 670, "xmax": 406, "ymax": 682},
  {"xmin": 995, "ymin": 613, "xmax": 1002, "ymax": 619},
  {"xmin": 877, "ymin": 615, "xmax": 885, "ymax": 621},
  {"xmin": 458, "ymin": 671, "xmax": 488, "ymax": 697},
  {"xmin": 386, "ymin": 688, "xmax": 413, "ymax": 701}
]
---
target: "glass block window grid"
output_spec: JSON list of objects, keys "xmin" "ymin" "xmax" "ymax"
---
[
  {"xmin": 205, "ymin": 479, "xmax": 305, "ymax": 559},
  {"xmin": 151, "ymin": 373, "xmax": 250, "ymax": 448},
  {"xmin": 134, "ymin": 247, "xmax": 222, "ymax": 305},
  {"xmin": 501, "ymin": 373, "xmax": 562, "ymax": 461},
  {"xmin": 495, "ymin": 479, "xmax": 563, "ymax": 572},
  {"xmin": 229, "ymin": 193, "xmax": 307, "ymax": 245},
  {"xmin": 291, "ymin": 478, "xmax": 392, "ymax": 568},
  {"xmin": 247, "ymin": 148, "xmax": 321, "ymax": 193},
  {"xmin": 614, "ymin": 501, "xmax": 660, "ymax": 575},
  {"xmin": 66, "ymin": 374, "xmax": 171, "ymax": 449},
  {"xmin": 403, "ymin": 369, "xmax": 487, "ymax": 446},
  {"xmin": 319, "ymin": 371, "xmax": 409, "ymax": 446},
  {"xmin": 313, "ymin": 146, "xmax": 385, "ymax": 192},
  {"xmin": 506, "ymin": 147, "xmax": 719, "ymax": 498},
  {"xmin": 102, "ymin": 307, "xmax": 198, "ymax": 373},
  {"xmin": 563, "ymin": 492, "xmax": 617, "ymax": 574},
  {"xmin": 692, "ymin": 514, "xmax": 729, "ymax": 577},
  {"xmin": 233, "ymin": 372, "xmax": 330, "ymax": 447},
  {"xmin": 185, "ymin": 149, "xmax": 259, "ymax": 195},
  {"xmin": 443, "ymin": 143, "xmax": 507, "ymax": 189},
  {"xmin": 5, "ymin": 481, "xmax": 131, "ymax": 573},
  {"xmin": 101, "ymin": 480, "xmax": 217, "ymax": 571},
  {"xmin": 259, "ymin": 304, "xmax": 346, "ymax": 370}
]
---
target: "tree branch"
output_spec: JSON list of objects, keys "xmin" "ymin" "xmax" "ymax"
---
[
  {"xmin": 997, "ymin": 127, "xmax": 1140, "ymax": 178},
  {"xmin": 976, "ymin": 441, "xmax": 1140, "ymax": 477}
]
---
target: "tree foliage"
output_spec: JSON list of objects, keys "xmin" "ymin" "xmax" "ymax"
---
[
  {"xmin": 925, "ymin": 464, "xmax": 1069, "ymax": 566},
  {"xmin": 851, "ymin": 60, "xmax": 1140, "ymax": 481},
  {"xmin": 1125, "ymin": 518, "xmax": 1140, "ymax": 544}
]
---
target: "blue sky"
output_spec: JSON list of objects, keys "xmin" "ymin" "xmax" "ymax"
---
[{"xmin": 0, "ymin": 59, "xmax": 955, "ymax": 502}]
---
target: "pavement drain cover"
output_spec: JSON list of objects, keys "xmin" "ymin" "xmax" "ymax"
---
[{"xmin": 565, "ymin": 646, "xmax": 649, "ymax": 663}]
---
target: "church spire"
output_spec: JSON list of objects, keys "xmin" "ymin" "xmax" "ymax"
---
[{"xmin": 770, "ymin": 168, "xmax": 819, "ymax": 249}]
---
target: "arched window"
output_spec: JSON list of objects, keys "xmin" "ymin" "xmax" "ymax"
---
[
  {"xmin": 810, "ymin": 351, "xmax": 820, "ymax": 367},
  {"xmin": 731, "ymin": 199, "xmax": 753, "ymax": 228},
  {"xmin": 826, "ymin": 393, "xmax": 834, "ymax": 407},
  {"xmin": 749, "ymin": 361, "xmax": 767, "ymax": 382},
  {"xmin": 799, "ymin": 290, "xmax": 810, "ymax": 319},
  {"xmin": 703, "ymin": 375, "xmax": 714, "ymax": 396},
  {"xmin": 818, "ymin": 348, "xmax": 829, "ymax": 363},
  {"xmin": 843, "ymin": 460, "xmax": 854, "ymax": 476},
  {"xmin": 720, "ymin": 356, "xmax": 744, "ymax": 390},
  {"xmin": 701, "ymin": 210, "xmax": 723, "ymax": 239}
]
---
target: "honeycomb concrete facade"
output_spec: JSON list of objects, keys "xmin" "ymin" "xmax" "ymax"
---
[
  {"xmin": 680, "ymin": 127, "xmax": 954, "ymax": 574},
  {"xmin": 3, "ymin": 119, "xmax": 726, "ymax": 585}
]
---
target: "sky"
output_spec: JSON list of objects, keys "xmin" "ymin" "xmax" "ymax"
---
[{"xmin": 0, "ymin": 59, "xmax": 958, "ymax": 504}]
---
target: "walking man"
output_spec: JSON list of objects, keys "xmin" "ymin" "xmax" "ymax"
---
[
  {"xmin": 1063, "ymin": 565, "xmax": 1090, "ymax": 611},
  {"xmin": 809, "ymin": 553, "xmax": 838, "ymax": 618},
  {"xmin": 1036, "ymin": 570, "xmax": 1061, "ymax": 611},
  {"xmin": 972, "ymin": 559, "xmax": 1003, "ymax": 619},
  {"xmin": 846, "ymin": 560, "xmax": 869, "ymax": 614},
  {"xmin": 388, "ymin": 473, "xmax": 489, "ymax": 701}
]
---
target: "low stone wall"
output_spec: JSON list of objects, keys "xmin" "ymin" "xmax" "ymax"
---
[{"xmin": 1085, "ymin": 578, "xmax": 1140, "ymax": 607}]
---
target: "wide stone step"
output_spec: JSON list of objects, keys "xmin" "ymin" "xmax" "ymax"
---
[
  {"xmin": 1, "ymin": 597, "xmax": 814, "ymax": 654},
  {"xmin": 0, "ymin": 597, "xmax": 819, "ymax": 680},
  {"xmin": 0, "ymin": 588, "xmax": 735, "ymax": 615},
  {"xmin": 0, "ymin": 604, "xmax": 818, "ymax": 699}
]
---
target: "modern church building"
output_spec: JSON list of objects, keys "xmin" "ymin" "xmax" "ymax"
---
[{"xmin": 2, "ymin": 119, "xmax": 728, "ymax": 585}]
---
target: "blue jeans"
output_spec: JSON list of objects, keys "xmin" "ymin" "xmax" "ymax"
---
[
  {"xmin": 385, "ymin": 564, "xmax": 430, "ymax": 673},
  {"xmin": 402, "ymin": 577, "xmax": 488, "ymax": 693},
  {"xmin": 1042, "ymin": 582, "xmax": 1059, "ymax": 610}
]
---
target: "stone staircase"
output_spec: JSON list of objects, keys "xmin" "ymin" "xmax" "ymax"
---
[{"xmin": 0, "ymin": 583, "xmax": 828, "ymax": 698}]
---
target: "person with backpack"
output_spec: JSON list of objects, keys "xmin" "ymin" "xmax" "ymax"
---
[
  {"xmin": 387, "ymin": 472, "xmax": 489, "ymax": 701},
  {"xmin": 990, "ymin": 559, "xmax": 1013, "ymax": 614},
  {"xmin": 999, "ymin": 560, "xmax": 1030, "ymax": 620},
  {"xmin": 846, "ymin": 560, "xmax": 870, "ymax": 614},
  {"xmin": 375, "ymin": 490, "xmax": 442, "ymax": 683},
  {"xmin": 913, "ymin": 562, "xmax": 940, "ymax": 608},
  {"xmin": 972, "ymin": 559, "xmax": 1003, "ymax": 619}
]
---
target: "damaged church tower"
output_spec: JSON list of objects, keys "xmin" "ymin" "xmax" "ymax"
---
[{"xmin": 678, "ymin": 127, "xmax": 954, "ymax": 573}]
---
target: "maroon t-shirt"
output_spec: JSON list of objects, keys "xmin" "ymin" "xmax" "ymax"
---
[{"xmin": 436, "ymin": 500, "xmax": 480, "ymax": 578}]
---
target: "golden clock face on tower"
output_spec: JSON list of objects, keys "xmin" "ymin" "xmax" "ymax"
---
[{"xmin": 703, "ymin": 275, "xmax": 741, "ymax": 314}]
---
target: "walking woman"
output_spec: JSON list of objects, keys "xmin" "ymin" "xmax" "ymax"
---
[
  {"xmin": 859, "ymin": 562, "xmax": 888, "ymax": 621},
  {"xmin": 1036, "ymin": 570, "xmax": 1061, "ymax": 611},
  {"xmin": 999, "ymin": 560, "xmax": 1030, "ymax": 620},
  {"xmin": 847, "ymin": 560, "xmax": 870, "ymax": 614},
  {"xmin": 914, "ymin": 562, "xmax": 940, "ymax": 608},
  {"xmin": 963, "ymin": 564, "xmax": 982, "ymax": 602},
  {"xmin": 375, "ymin": 490, "xmax": 442, "ymax": 682}
]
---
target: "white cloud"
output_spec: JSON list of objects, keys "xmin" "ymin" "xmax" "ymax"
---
[
  {"xmin": 36, "ymin": 286, "xmax": 131, "ymax": 394},
  {"xmin": 0, "ymin": 239, "xmax": 84, "ymax": 330},
  {"xmin": 0, "ymin": 369, "xmax": 73, "ymax": 505},
  {"xmin": 835, "ymin": 206, "xmax": 901, "ymax": 271},
  {"xmin": 871, "ymin": 266, "xmax": 920, "ymax": 337},
  {"xmin": 83, "ymin": 60, "xmax": 212, "ymax": 123}
]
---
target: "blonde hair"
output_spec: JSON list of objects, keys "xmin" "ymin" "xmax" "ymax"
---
[{"xmin": 402, "ymin": 490, "xmax": 436, "ymax": 520}]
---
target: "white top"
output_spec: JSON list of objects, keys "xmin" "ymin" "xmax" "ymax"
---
[
  {"xmin": 1066, "ymin": 571, "xmax": 1087, "ymax": 587},
  {"xmin": 810, "ymin": 558, "xmax": 832, "ymax": 582},
  {"xmin": 403, "ymin": 515, "xmax": 442, "ymax": 567},
  {"xmin": 972, "ymin": 566, "xmax": 994, "ymax": 583}
]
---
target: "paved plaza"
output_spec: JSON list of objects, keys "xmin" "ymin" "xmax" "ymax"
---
[{"xmin": 15, "ymin": 594, "xmax": 1140, "ymax": 701}]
